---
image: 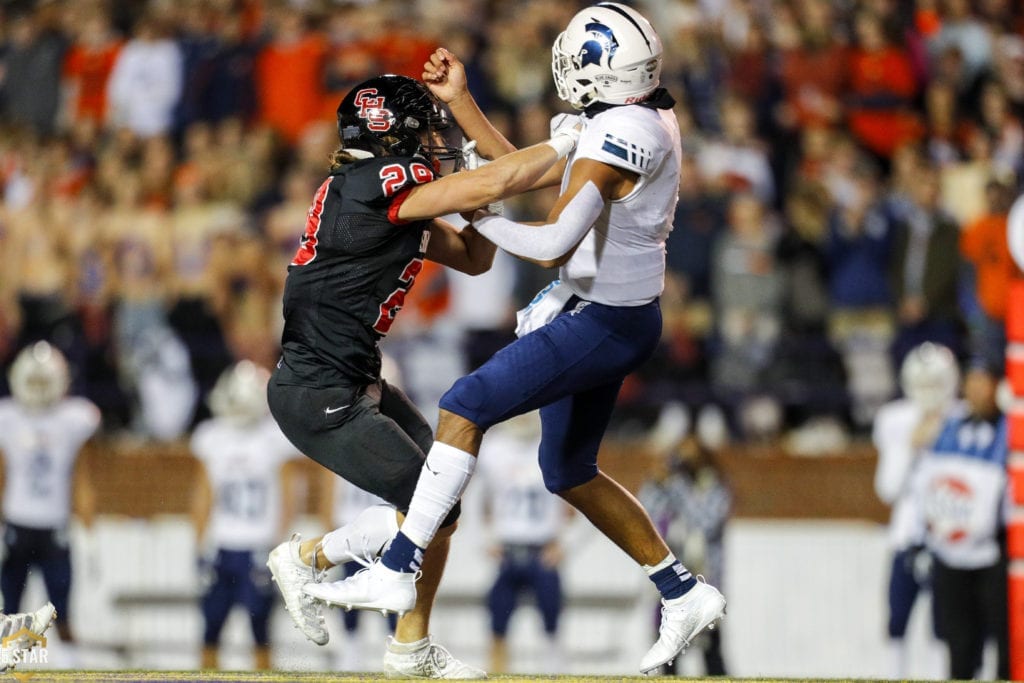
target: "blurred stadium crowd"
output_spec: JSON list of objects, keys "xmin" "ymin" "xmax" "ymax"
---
[{"xmin": 0, "ymin": 0, "xmax": 1021, "ymax": 447}]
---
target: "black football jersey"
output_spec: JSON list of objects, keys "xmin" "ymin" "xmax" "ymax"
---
[{"xmin": 276, "ymin": 155, "xmax": 437, "ymax": 387}]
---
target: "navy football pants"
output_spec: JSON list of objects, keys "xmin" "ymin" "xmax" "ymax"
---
[
  {"xmin": 440, "ymin": 295, "xmax": 662, "ymax": 492},
  {"xmin": 202, "ymin": 548, "xmax": 274, "ymax": 646},
  {"xmin": 1, "ymin": 523, "xmax": 71, "ymax": 623},
  {"xmin": 487, "ymin": 545, "xmax": 562, "ymax": 636}
]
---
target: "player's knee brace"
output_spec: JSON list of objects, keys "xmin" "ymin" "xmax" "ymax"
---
[
  {"xmin": 439, "ymin": 375, "xmax": 488, "ymax": 422},
  {"xmin": 540, "ymin": 460, "xmax": 599, "ymax": 494},
  {"xmin": 440, "ymin": 499, "xmax": 462, "ymax": 529}
]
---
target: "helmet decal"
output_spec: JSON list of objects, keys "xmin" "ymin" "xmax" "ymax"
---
[
  {"xmin": 353, "ymin": 88, "xmax": 392, "ymax": 132},
  {"xmin": 580, "ymin": 21, "xmax": 618, "ymax": 68}
]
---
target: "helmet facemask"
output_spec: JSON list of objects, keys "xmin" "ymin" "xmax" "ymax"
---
[{"xmin": 409, "ymin": 109, "xmax": 466, "ymax": 175}]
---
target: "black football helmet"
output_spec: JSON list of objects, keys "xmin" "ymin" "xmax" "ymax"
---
[{"xmin": 336, "ymin": 74, "xmax": 463, "ymax": 167}]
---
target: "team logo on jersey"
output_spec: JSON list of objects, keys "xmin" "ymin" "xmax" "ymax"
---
[
  {"xmin": 580, "ymin": 21, "xmax": 618, "ymax": 68},
  {"xmin": 925, "ymin": 475, "xmax": 973, "ymax": 543},
  {"xmin": 353, "ymin": 88, "xmax": 393, "ymax": 132}
]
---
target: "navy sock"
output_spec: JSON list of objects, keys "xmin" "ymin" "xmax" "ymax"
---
[
  {"xmin": 649, "ymin": 561, "xmax": 696, "ymax": 600},
  {"xmin": 380, "ymin": 531, "xmax": 424, "ymax": 573}
]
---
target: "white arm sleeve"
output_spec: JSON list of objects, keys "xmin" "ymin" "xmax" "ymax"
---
[
  {"xmin": 472, "ymin": 182, "xmax": 604, "ymax": 261},
  {"xmin": 872, "ymin": 405, "xmax": 917, "ymax": 504}
]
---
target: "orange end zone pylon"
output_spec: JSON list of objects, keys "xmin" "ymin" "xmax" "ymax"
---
[{"xmin": 1008, "ymin": 278, "xmax": 1024, "ymax": 680}]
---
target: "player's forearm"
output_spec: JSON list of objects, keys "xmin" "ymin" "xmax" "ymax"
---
[
  {"xmin": 401, "ymin": 136, "xmax": 572, "ymax": 221},
  {"xmin": 427, "ymin": 220, "xmax": 496, "ymax": 275},
  {"xmin": 446, "ymin": 91, "xmax": 516, "ymax": 159},
  {"xmin": 874, "ymin": 447, "xmax": 913, "ymax": 503},
  {"xmin": 471, "ymin": 181, "xmax": 603, "ymax": 261},
  {"xmin": 476, "ymin": 135, "xmax": 575, "ymax": 202},
  {"xmin": 456, "ymin": 225, "xmax": 497, "ymax": 275}
]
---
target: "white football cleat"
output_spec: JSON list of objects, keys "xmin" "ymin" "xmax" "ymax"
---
[
  {"xmin": 382, "ymin": 635, "xmax": 487, "ymax": 679},
  {"xmin": 0, "ymin": 602, "xmax": 56, "ymax": 671},
  {"xmin": 267, "ymin": 534, "xmax": 329, "ymax": 645},
  {"xmin": 303, "ymin": 559, "xmax": 418, "ymax": 616},
  {"xmin": 639, "ymin": 578, "xmax": 726, "ymax": 675}
]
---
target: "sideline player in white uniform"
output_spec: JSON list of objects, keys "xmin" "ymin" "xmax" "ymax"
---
[
  {"xmin": 477, "ymin": 412, "xmax": 572, "ymax": 674},
  {"xmin": 305, "ymin": 4, "xmax": 727, "ymax": 673},
  {"xmin": 910, "ymin": 361, "xmax": 1009, "ymax": 678},
  {"xmin": 0, "ymin": 341, "xmax": 99, "ymax": 656},
  {"xmin": 872, "ymin": 342, "xmax": 958, "ymax": 678},
  {"xmin": 190, "ymin": 361, "xmax": 302, "ymax": 670}
]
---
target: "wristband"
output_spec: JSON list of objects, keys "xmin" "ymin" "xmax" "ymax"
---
[{"xmin": 545, "ymin": 132, "xmax": 578, "ymax": 160}]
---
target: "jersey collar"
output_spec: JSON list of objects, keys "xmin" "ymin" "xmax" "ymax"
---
[{"xmin": 583, "ymin": 88, "xmax": 676, "ymax": 118}]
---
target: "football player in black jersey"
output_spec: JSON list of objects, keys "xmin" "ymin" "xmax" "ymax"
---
[
  {"xmin": 265, "ymin": 74, "xmax": 578, "ymax": 677},
  {"xmin": 305, "ymin": 3, "xmax": 726, "ymax": 675}
]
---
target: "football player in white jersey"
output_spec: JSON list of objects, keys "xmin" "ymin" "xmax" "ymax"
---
[
  {"xmin": 190, "ymin": 361, "xmax": 302, "ymax": 670},
  {"xmin": 477, "ymin": 412, "xmax": 572, "ymax": 674},
  {"xmin": 0, "ymin": 342, "xmax": 99, "ymax": 657},
  {"xmin": 304, "ymin": 3, "xmax": 726, "ymax": 673},
  {"xmin": 872, "ymin": 342, "xmax": 958, "ymax": 678}
]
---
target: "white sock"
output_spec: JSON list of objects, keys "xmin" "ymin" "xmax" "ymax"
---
[
  {"xmin": 643, "ymin": 554, "xmax": 676, "ymax": 575},
  {"xmin": 400, "ymin": 442, "xmax": 476, "ymax": 548},
  {"xmin": 886, "ymin": 638, "xmax": 907, "ymax": 679},
  {"xmin": 388, "ymin": 635, "xmax": 430, "ymax": 652},
  {"xmin": 543, "ymin": 635, "xmax": 562, "ymax": 674},
  {"xmin": 321, "ymin": 504, "xmax": 399, "ymax": 565}
]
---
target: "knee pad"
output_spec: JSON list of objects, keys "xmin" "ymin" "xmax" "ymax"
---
[
  {"xmin": 440, "ymin": 499, "xmax": 462, "ymax": 529},
  {"xmin": 540, "ymin": 459, "xmax": 598, "ymax": 494},
  {"xmin": 439, "ymin": 374, "xmax": 487, "ymax": 418}
]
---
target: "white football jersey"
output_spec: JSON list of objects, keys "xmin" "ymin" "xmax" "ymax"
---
[
  {"xmin": 478, "ymin": 426, "xmax": 565, "ymax": 546},
  {"xmin": 0, "ymin": 397, "xmax": 100, "ymax": 529},
  {"xmin": 560, "ymin": 104, "xmax": 681, "ymax": 306},
  {"xmin": 872, "ymin": 398, "xmax": 927, "ymax": 550},
  {"xmin": 192, "ymin": 416, "xmax": 300, "ymax": 551},
  {"xmin": 873, "ymin": 398, "xmax": 965, "ymax": 550}
]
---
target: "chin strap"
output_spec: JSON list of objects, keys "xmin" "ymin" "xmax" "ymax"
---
[{"xmin": 584, "ymin": 87, "xmax": 677, "ymax": 117}]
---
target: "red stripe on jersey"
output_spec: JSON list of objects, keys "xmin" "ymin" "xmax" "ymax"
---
[
  {"xmin": 387, "ymin": 187, "xmax": 415, "ymax": 225},
  {"xmin": 291, "ymin": 177, "xmax": 332, "ymax": 266}
]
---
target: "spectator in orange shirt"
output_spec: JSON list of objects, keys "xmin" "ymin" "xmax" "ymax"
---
[
  {"xmin": 62, "ymin": 9, "xmax": 122, "ymax": 127},
  {"xmin": 254, "ymin": 7, "xmax": 328, "ymax": 146},
  {"xmin": 960, "ymin": 177, "xmax": 1020, "ymax": 368},
  {"xmin": 777, "ymin": 0, "xmax": 849, "ymax": 132},
  {"xmin": 847, "ymin": 9, "xmax": 925, "ymax": 162}
]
